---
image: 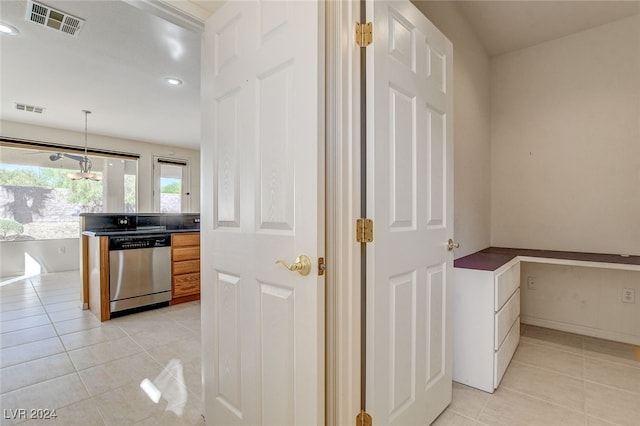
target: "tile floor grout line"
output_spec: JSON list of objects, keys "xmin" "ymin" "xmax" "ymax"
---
[
  {"xmin": 66, "ymin": 334, "xmax": 149, "ymax": 373},
  {"xmin": 65, "ymin": 326, "xmax": 99, "ymax": 402},
  {"xmin": 583, "ymin": 377, "xmax": 640, "ymax": 396},
  {"xmin": 584, "ymin": 413, "xmax": 627, "ymax": 426},
  {"xmin": 29, "ymin": 277, "xmax": 93, "ymax": 382},
  {"xmin": 582, "ymin": 336, "xmax": 587, "ymax": 426},
  {"xmin": 0, "ymin": 338, "xmax": 67, "ymax": 371},
  {"xmin": 110, "ymin": 321, "xmax": 195, "ymax": 394},
  {"xmin": 0, "ymin": 304, "xmax": 42, "ymax": 315},
  {"xmin": 0, "ymin": 278, "xmax": 67, "ymax": 371},
  {"xmin": 474, "ymin": 384, "xmax": 492, "ymax": 422},
  {"xmin": 518, "ymin": 337, "xmax": 585, "ymax": 356},
  {"xmin": 0, "ymin": 371, "xmax": 91, "ymax": 406},
  {"xmin": 444, "ymin": 407, "xmax": 481, "ymax": 423},
  {"xmin": 0, "ymin": 307, "xmax": 46, "ymax": 324},
  {"xmin": 0, "ymin": 317, "xmax": 52, "ymax": 336},
  {"xmin": 5, "ymin": 283, "xmax": 174, "ymax": 424},
  {"xmin": 580, "ymin": 333, "xmax": 640, "ymax": 397},
  {"xmin": 497, "ymin": 384, "xmax": 588, "ymax": 416},
  {"xmin": 82, "ymin": 312, "xmax": 202, "ymax": 423},
  {"xmin": 507, "ymin": 358, "xmax": 585, "ymax": 381},
  {"xmin": 583, "ymin": 352, "xmax": 640, "ymax": 370},
  {"xmin": 10, "ymin": 278, "xmax": 98, "ymax": 396},
  {"xmin": 2, "ymin": 276, "xmax": 92, "ymax": 401},
  {"xmin": 124, "ymin": 319, "xmax": 203, "ymax": 395}
]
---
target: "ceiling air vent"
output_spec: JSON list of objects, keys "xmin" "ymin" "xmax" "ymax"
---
[
  {"xmin": 25, "ymin": 0, "xmax": 84, "ymax": 37},
  {"xmin": 15, "ymin": 103, "xmax": 46, "ymax": 114}
]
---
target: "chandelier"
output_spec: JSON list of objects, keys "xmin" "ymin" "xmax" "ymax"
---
[{"xmin": 66, "ymin": 110, "xmax": 102, "ymax": 181}]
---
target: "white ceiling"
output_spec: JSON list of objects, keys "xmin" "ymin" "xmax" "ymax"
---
[
  {"xmin": 455, "ymin": 1, "xmax": 640, "ymax": 57},
  {"xmin": 1, "ymin": 1, "xmax": 638, "ymax": 152},
  {"xmin": 0, "ymin": 0, "xmax": 208, "ymax": 150}
]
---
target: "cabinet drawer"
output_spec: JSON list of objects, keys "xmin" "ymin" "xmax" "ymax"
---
[
  {"xmin": 174, "ymin": 273, "xmax": 200, "ymax": 297},
  {"xmin": 173, "ymin": 246, "xmax": 200, "ymax": 262},
  {"xmin": 173, "ymin": 259, "xmax": 200, "ymax": 275},
  {"xmin": 495, "ymin": 288, "xmax": 520, "ymax": 350},
  {"xmin": 172, "ymin": 233, "xmax": 200, "ymax": 248},
  {"xmin": 495, "ymin": 262, "xmax": 520, "ymax": 311},
  {"xmin": 494, "ymin": 317, "xmax": 520, "ymax": 388}
]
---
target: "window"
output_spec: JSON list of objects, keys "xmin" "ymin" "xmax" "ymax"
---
[
  {"xmin": 0, "ymin": 143, "xmax": 138, "ymax": 241},
  {"xmin": 153, "ymin": 157, "xmax": 190, "ymax": 213}
]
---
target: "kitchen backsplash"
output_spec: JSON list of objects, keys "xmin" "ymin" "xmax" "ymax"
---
[{"xmin": 81, "ymin": 213, "xmax": 200, "ymax": 232}]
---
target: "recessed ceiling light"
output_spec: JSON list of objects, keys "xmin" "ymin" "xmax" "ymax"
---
[
  {"xmin": 0, "ymin": 23, "xmax": 19, "ymax": 36},
  {"xmin": 165, "ymin": 77, "xmax": 183, "ymax": 86}
]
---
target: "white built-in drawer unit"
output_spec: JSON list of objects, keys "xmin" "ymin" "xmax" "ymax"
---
[
  {"xmin": 495, "ymin": 288, "xmax": 520, "ymax": 350},
  {"xmin": 453, "ymin": 259, "xmax": 521, "ymax": 393}
]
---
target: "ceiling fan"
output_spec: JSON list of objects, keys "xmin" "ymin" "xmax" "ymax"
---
[
  {"xmin": 49, "ymin": 152, "xmax": 87, "ymax": 162},
  {"xmin": 50, "ymin": 110, "xmax": 102, "ymax": 181}
]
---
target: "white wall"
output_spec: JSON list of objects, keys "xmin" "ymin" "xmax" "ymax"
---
[
  {"xmin": 490, "ymin": 15, "xmax": 640, "ymax": 343},
  {"xmin": 0, "ymin": 119, "xmax": 200, "ymax": 278},
  {"xmin": 520, "ymin": 263, "xmax": 640, "ymax": 345},
  {"xmin": 0, "ymin": 238, "xmax": 79, "ymax": 277},
  {"xmin": 491, "ymin": 15, "xmax": 640, "ymax": 255},
  {"xmin": 413, "ymin": 1, "xmax": 492, "ymax": 258}
]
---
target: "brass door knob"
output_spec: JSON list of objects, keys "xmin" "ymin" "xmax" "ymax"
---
[
  {"xmin": 447, "ymin": 239, "xmax": 460, "ymax": 251},
  {"xmin": 275, "ymin": 255, "xmax": 312, "ymax": 276}
]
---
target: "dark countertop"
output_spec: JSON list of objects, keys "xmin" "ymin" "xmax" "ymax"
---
[
  {"xmin": 80, "ymin": 213, "xmax": 196, "ymax": 217},
  {"xmin": 453, "ymin": 251, "xmax": 517, "ymax": 271},
  {"xmin": 455, "ymin": 247, "xmax": 640, "ymax": 271},
  {"xmin": 83, "ymin": 229, "xmax": 199, "ymax": 237}
]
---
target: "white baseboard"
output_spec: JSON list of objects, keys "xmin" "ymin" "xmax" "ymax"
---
[{"xmin": 521, "ymin": 316, "xmax": 640, "ymax": 346}]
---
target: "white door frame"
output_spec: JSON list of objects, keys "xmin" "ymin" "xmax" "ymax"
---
[
  {"xmin": 325, "ymin": 1, "xmax": 362, "ymax": 425},
  {"xmin": 328, "ymin": 1, "xmax": 454, "ymax": 424}
]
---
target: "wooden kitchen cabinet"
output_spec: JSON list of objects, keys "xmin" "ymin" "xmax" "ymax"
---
[
  {"xmin": 171, "ymin": 232, "xmax": 200, "ymax": 304},
  {"xmin": 85, "ymin": 235, "xmax": 111, "ymax": 321}
]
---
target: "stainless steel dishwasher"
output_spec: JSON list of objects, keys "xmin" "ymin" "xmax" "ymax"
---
[{"xmin": 108, "ymin": 234, "xmax": 171, "ymax": 314}]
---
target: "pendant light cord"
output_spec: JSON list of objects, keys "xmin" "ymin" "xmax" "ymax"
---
[{"xmin": 82, "ymin": 109, "xmax": 91, "ymax": 157}]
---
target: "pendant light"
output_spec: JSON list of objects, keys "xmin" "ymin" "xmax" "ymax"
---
[{"xmin": 67, "ymin": 110, "xmax": 102, "ymax": 181}]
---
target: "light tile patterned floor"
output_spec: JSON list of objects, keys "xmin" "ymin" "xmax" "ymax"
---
[
  {"xmin": 0, "ymin": 271, "xmax": 203, "ymax": 426},
  {"xmin": 2, "ymin": 271, "xmax": 640, "ymax": 425},
  {"xmin": 435, "ymin": 324, "xmax": 640, "ymax": 426}
]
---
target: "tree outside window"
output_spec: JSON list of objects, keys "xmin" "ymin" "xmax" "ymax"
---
[{"xmin": 0, "ymin": 147, "xmax": 137, "ymax": 241}]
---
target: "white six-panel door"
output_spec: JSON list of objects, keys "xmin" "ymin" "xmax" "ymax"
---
[
  {"xmin": 366, "ymin": 1, "xmax": 454, "ymax": 424},
  {"xmin": 201, "ymin": 1, "xmax": 325, "ymax": 425}
]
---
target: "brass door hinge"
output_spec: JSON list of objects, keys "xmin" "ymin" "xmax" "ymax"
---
[
  {"xmin": 356, "ymin": 22, "xmax": 373, "ymax": 47},
  {"xmin": 356, "ymin": 411, "xmax": 372, "ymax": 426},
  {"xmin": 356, "ymin": 218, "xmax": 374, "ymax": 243}
]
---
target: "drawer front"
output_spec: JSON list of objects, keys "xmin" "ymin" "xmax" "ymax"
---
[
  {"xmin": 173, "ymin": 273, "xmax": 200, "ymax": 297},
  {"xmin": 173, "ymin": 246, "xmax": 200, "ymax": 262},
  {"xmin": 495, "ymin": 288, "xmax": 520, "ymax": 350},
  {"xmin": 171, "ymin": 233, "xmax": 200, "ymax": 248},
  {"xmin": 495, "ymin": 262, "xmax": 520, "ymax": 311},
  {"xmin": 494, "ymin": 317, "xmax": 520, "ymax": 389},
  {"xmin": 173, "ymin": 259, "xmax": 200, "ymax": 275}
]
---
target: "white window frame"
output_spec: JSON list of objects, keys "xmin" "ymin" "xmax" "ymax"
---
[{"xmin": 153, "ymin": 156, "xmax": 191, "ymax": 213}]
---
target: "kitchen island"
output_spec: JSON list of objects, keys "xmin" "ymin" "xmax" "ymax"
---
[{"xmin": 80, "ymin": 213, "xmax": 200, "ymax": 321}]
